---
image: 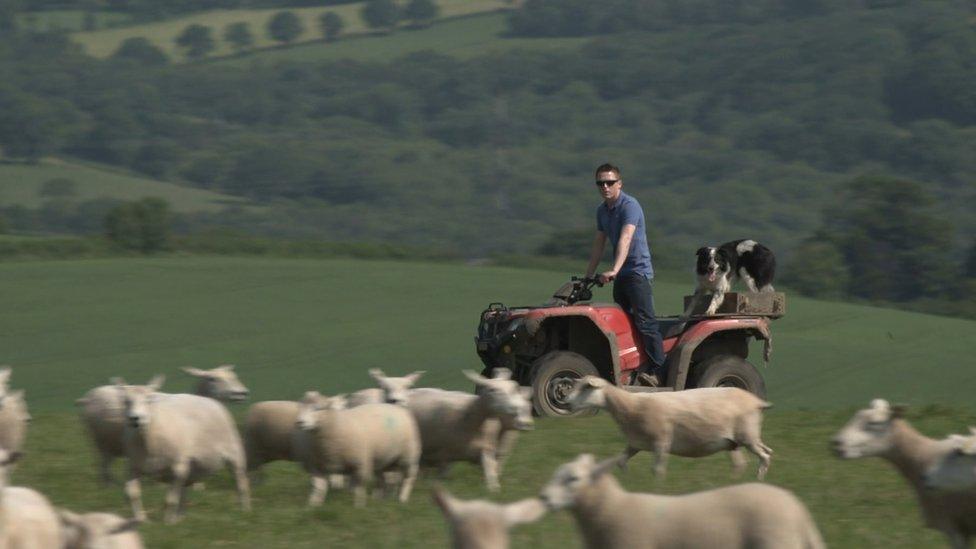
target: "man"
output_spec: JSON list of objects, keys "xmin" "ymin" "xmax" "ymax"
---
[{"xmin": 584, "ymin": 163, "xmax": 665, "ymax": 386}]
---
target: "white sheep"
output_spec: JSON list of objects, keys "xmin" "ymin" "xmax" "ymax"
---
[
  {"xmin": 432, "ymin": 485, "xmax": 546, "ymax": 549},
  {"xmin": 0, "ymin": 366, "xmax": 11, "ymax": 403},
  {"xmin": 0, "ymin": 388, "xmax": 30, "ymax": 454},
  {"xmin": 244, "ymin": 395, "xmax": 347, "ymax": 474},
  {"xmin": 406, "ymin": 369, "xmax": 534, "ymax": 492},
  {"xmin": 294, "ymin": 391, "xmax": 421, "ymax": 507},
  {"xmin": 181, "ymin": 364, "xmax": 250, "ymax": 402},
  {"xmin": 345, "ymin": 369, "xmax": 425, "ymax": 407},
  {"xmin": 539, "ymin": 453, "xmax": 825, "ymax": 549},
  {"xmin": 832, "ymin": 398, "xmax": 976, "ymax": 548},
  {"xmin": 925, "ymin": 427, "xmax": 976, "ymax": 491},
  {"xmin": 76, "ymin": 375, "xmax": 165, "ymax": 486},
  {"xmin": 0, "ymin": 449, "xmax": 65, "ymax": 548},
  {"xmin": 566, "ymin": 377, "xmax": 773, "ymax": 479},
  {"xmin": 117, "ymin": 381, "xmax": 250, "ymax": 523},
  {"xmin": 59, "ymin": 509, "xmax": 144, "ymax": 549}
]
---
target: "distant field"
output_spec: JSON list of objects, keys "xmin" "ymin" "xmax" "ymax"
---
[
  {"xmin": 0, "ymin": 159, "xmax": 249, "ymax": 213},
  {"xmin": 71, "ymin": 0, "xmax": 509, "ymax": 60},
  {"xmin": 16, "ymin": 9, "xmax": 131, "ymax": 33},
  {"xmin": 215, "ymin": 13, "xmax": 588, "ymax": 66},
  {"xmin": 3, "ymin": 255, "xmax": 975, "ymax": 547}
]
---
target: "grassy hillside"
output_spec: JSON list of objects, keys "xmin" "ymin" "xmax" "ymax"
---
[
  {"xmin": 3, "ymin": 256, "xmax": 974, "ymax": 411},
  {"xmin": 3, "ymin": 256, "xmax": 975, "ymax": 547},
  {"xmin": 0, "ymin": 159, "xmax": 249, "ymax": 213},
  {"xmin": 214, "ymin": 12, "xmax": 588, "ymax": 66},
  {"xmin": 71, "ymin": 0, "xmax": 509, "ymax": 60}
]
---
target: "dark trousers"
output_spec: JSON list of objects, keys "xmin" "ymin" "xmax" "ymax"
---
[{"xmin": 613, "ymin": 273, "xmax": 666, "ymax": 373}]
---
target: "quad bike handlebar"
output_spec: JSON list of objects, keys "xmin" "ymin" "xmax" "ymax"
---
[{"xmin": 549, "ymin": 276, "xmax": 603, "ymax": 306}]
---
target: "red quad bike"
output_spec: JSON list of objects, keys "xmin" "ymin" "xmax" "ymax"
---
[{"xmin": 475, "ymin": 277, "xmax": 786, "ymax": 417}]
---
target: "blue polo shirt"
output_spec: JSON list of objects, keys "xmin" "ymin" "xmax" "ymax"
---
[{"xmin": 596, "ymin": 191, "xmax": 654, "ymax": 279}]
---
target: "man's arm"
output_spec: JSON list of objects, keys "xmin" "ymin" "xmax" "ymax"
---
[
  {"xmin": 599, "ymin": 224, "xmax": 636, "ymax": 283},
  {"xmin": 584, "ymin": 231, "xmax": 607, "ymax": 278}
]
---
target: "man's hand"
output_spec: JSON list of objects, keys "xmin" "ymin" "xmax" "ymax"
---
[{"xmin": 598, "ymin": 270, "xmax": 618, "ymax": 285}]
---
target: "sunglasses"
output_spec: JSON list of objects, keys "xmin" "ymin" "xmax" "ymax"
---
[{"xmin": 595, "ymin": 179, "xmax": 619, "ymax": 188}]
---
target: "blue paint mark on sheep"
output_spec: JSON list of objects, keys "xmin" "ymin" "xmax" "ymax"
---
[{"xmin": 385, "ymin": 416, "xmax": 397, "ymax": 431}]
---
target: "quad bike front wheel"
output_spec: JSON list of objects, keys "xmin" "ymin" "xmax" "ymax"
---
[
  {"xmin": 689, "ymin": 355, "xmax": 767, "ymax": 399},
  {"xmin": 530, "ymin": 351, "xmax": 600, "ymax": 417}
]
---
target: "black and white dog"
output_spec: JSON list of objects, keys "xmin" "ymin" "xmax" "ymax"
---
[{"xmin": 684, "ymin": 239, "xmax": 776, "ymax": 317}]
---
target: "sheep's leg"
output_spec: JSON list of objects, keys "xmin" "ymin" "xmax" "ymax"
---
[
  {"xmin": 397, "ymin": 462, "xmax": 419, "ymax": 503},
  {"xmin": 618, "ymin": 446, "xmax": 640, "ymax": 470},
  {"xmin": 308, "ymin": 474, "xmax": 328, "ymax": 506},
  {"xmin": 481, "ymin": 452, "xmax": 501, "ymax": 492},
  {"xmin": 496, "ymin": 430, "xmax": 519, "ymax": 475},
  {"xmin": 232, "ymin": 461, "xmax": 251, "ymax": 512},
  {"xmin": 743, "ymin": 441, "xmax": 773, "ymax": 480},
  {"xmin": 728, "ymin": 447, "xmax": 746, "ymax": 478},
  {"xmin": 124, "ymin": 475, "xmax": 146, "ymax": 522},
  {"xmin": 327, "ymin": 474, "xmax": 347, "ymax": 489},
  {"xmin": 164, "ymin": 462, "xmax": 189, "ymax": 524},
  {"xmin": 652, "ymin": 438, "xmax": 671, "ymax": 479},
  {"xmin": 351, "ymin": 470, "xmax": 369, "ymax": 508}
]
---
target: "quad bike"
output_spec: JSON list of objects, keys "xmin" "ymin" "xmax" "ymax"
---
[{"xmin": 475, "ymin": 277, "xmax": 785, "ymax": 417}]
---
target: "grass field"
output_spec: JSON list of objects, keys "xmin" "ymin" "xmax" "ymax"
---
[
  {"xmin": 16, "ymin": 10, "xmax": 131, "ymax": 33},
  {"xmin": 0, "ymin": 159, "xmax": 249, "ymax": 213},
  {"xmin": 214, "ymin": 13, "xmax": 588, "ymax": 67},
  {"xmin": 3, "ymin": 256, "xmax": 976, "ymax": 547},
  {"xmin": 71, "ymin": 0, "xmax": 510, "ymax": 60}
]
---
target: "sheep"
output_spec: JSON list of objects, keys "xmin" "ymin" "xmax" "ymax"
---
[
  {"xmin": 0, "ymin": 449, "xmax": 65, "ymax": 548},
  {"xmin": 180, "ymin": 364, "xmax": 250, "ymax": 402},
  {"xmin": 832, "ymin": 398, "xmax": 976, "ymax": 548},
  {"xmin": 0, "ymin": 366, "xmax": 11, "ymax": 404},
  {"xmin": 432, "ymin": 485, "xmax": 546, "ymax": 549},
  {"xmin": 59, "ymin": 509, "xmax": 144, "ymax": 549},
  {"xmin": 345, "ymin": 369, "xmax": 425, "ymax": 407},
  {"xmin": 117, "ymin": 381, "xmax": 250, "ymax": 523},
  {"xmin": 925, "ymin": 427, "xmax": 976, "ymax": 491},
  {"xmin": 76, "ymin": 375, "xmax": 165, "ymax": 486},
  {"xmin": 538, "ymin": 453, "xmax": 825, "ymax": 549},
  {"xmin": 0, "ymin": 389, "xmax": 30, "ymax": 454},
  {"xmin": 565, "ymin": 376, "xmax": 773, "ymax": 479},
  {"xmin": 405, "ymin": 369, "xmax": 534, "ymax": 492},
  {"xmin": 294, "ymin": 391, "xmax": 421, "ymax": 507},
  {"xmin": 244, "ymin": 395, "xmax": 347, "ymax": 474}
]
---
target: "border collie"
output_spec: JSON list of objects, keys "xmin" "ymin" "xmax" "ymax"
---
[{"xmin": 684, "ymin": 239, "xmax": 776, "ymax": 317}]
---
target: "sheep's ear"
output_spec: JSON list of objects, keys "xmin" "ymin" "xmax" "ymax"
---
[
  {"xmin": 147, "ymin": 375, "xmax": 165, "ymax": 391},
  {"xmin": 406, "ymin": 371, "xmax": 425, "ymax": 384},
  {"xmin": 2, "ymin": 451, "xmax": 23, "ymax": 466},
  {"xmin": 590, "ymin": 455, "xmax": 623, "ymax": 479},
  {"xmin": 217, "ymin": 364, "xmax": 235, "ymax": 371},
  {"xmin": 0, "ymin": 367, "xmax": 10, "ymax": 383},
  {"xmin": 492, "ymin": 368, "xmax": 512, "ymax": 381},
  {"xmin": 181, "ymin": 367, "xmax": 207, "ymax": 377},
  {"xmin": 57, "ymin": 508, "xmax": 83, "ymax": 528},
  {"xmin": 968, "ymin": 426, "xmax": 976, "ymax": 437},
  {"xmin": 368, "ymin": 368, "xmax": 385, "ymax": 381},
  {"xmin": 107, "ymin": 516, "xmax": 142, "ymax": 534},
  {"xmin": 585, "ymin": 376, "xmax": 603, "ymax": 388},
  {"xmin": 504, "ymin": 498, "xmax": 547, "ymax": 526},
  {"xmin": 430, "ymin": 484, "xmax": 457, "ymax": 516},
  {"xmin": 463, "ymin": 370, "xmax": 489, "ymax": 386}
]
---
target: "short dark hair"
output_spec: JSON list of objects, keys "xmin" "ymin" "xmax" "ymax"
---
[{"xmin": 595, "ymin": 163, "xmax": 620, "ymax": 178}]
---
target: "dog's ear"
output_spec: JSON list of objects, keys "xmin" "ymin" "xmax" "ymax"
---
[{"xmin": 696, "ymin": 247, "xmax": 709, "ymax": 257}]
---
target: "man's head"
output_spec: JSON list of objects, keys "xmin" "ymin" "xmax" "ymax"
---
[{"xmin": 594, "ymin": 163, "xmax": 622, "ymax": 202}]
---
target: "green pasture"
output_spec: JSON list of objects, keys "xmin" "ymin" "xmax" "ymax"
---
[
  {"xmin": 16, "ymin": 10, "xmax": 131, "ymax": 33},
  {"xmin": 214, "ymin": 13, "xmax": 588, "ymax": 67},
  {"xmin": 0, "ymin": 159, "xmax": 249, "ymax": 213},
  {"xmin": 70, "ymin": 0, "xmax": 509, "ymax": 60},
  {"xmin": 2, "ymin": 256, "xmax": 976, "ymax": 547}
]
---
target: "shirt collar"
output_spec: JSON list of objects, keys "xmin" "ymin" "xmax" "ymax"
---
[{"xmin": 603, "ymin": 191, "xmax": 628, "ymax": 212}]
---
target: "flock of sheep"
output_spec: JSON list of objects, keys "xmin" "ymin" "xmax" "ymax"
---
[{"xmin": 2, "ymin": 364, "xmax": 976, "ymax": 548}]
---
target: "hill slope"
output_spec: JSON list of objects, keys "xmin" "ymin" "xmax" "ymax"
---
[{"xmin": 2, "ymin": 256, "xmax": 972, "ymax": 411}]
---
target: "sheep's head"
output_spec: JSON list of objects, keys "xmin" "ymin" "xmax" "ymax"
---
[
  {"xmin": 369, "ymin": 368, "xmax": 424, "ymax": 406},
  {"xmin": 831, "ymin": 398, "xmax": 906, "ymax": 459},
  {"xmin": 539, "ymin": 453, "xmax": 623, "ymax": 511},
  {"xmin": 465, "ymin": 369, "xmax": 534, "ymax": 430},
  {"xmin": 924, "ymin": 428, "xmax": 976, "ymax": 491},
  {"xmin": 115, "ymin": 375, "xmax": 164, "ymax": 430},
  {"xmin": 565, "ymin": 376, "xmax": 609, "ymax": 411},
  {"xmin": 6, "ymin": 389, "xmax": 30, "ymax": 424},
  {"xmin": 60, "ymin": 510, "xmax": 141, "ymax": 549},
  {"xmin": 0, "ymin": 366, "xmax": 12, "ymax": 409},
  {"xmin": 182, "ymin": 365, "xmax": 249, "ymax": 402},
  {"xmin": 432, "ymin": 485, "xmax": 547, "ymax": 543},
  {"xmin": 296, "ymin": 391, "xmax": 345, "ymax": 431}
]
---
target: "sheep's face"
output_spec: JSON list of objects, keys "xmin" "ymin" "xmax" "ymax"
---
[
  {"xmin": 0, "ymin": 366, "xmax": 11, "ymax": 409},
  {"xmin": 370, "ymin": 369, "xmax": 424, "ymax": 406},
  {"xmin": 539, "ymin": 453, "xmax": 621, "ymax": 510},
  {"xmin": 183, "ymin": 365, "xmax": 250, "ymax": 402},
  {"xmin": 565, "ymin": 377, "xmax": 607, "ymax": 411},
  {"xmin": 924, "ymin": 431, "xmax": 976, "ymax": 491},
  {"xmin": 467, "ymin": 370, "xmax": 534, "ymax": 430},
  {"xmin": 119, "ymin": 385, "xmax": 156, "ymax": 430},
  {"xmin": 831, "ymin": 399, "xmax": 903, "ymax": 459},
  {"xmin": 6, "ymin": 390, "xmax": 30, "ymax": 424},
  {"xmin": 296, "ymin": 391, "xmax": 325, "ymax": 431},
  {"xmin": 60, "ymin": 511, "xmax": 141, "ymax": 549}
]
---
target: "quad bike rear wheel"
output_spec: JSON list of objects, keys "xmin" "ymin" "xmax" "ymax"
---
[
  {"xmin": 689, "ymin": 354, "xmax": 767, "ymax": 399},
  {"xmin": 530, "ymin": 351, "xmax": 599, "ymax": 417}
]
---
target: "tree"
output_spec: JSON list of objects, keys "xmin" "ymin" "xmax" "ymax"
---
[
  {"xmin": 267, "ymin": 11, "xmax": 303, "ymax": 45},
  {"xmin": 104, "ymin": 197, "xmax": 172, "ymax": 253},
  {"xmin": 174, "ymin": 23, "xmax": 215, "ymax": 59},
  {"xmin": 112, "ymin": 37, "xmax": 169, "ymax": 66},
  {"xmin": 403, "ymin": 0, "xmax": 439, "ymax": 27},
  {"xmin": 780, "ymin": 237, "xmax": 850, "ymax": 298},
  {"xmin": 361, "ymin": 0, "xmax": 399, "ymax": 31},
  {"xmin": 224, "ymin": 21, "xmax": 254, "ymax": 53},
  {"xmin": 318, "ymin": 11, "xmax": 344, "ymax": 42}
]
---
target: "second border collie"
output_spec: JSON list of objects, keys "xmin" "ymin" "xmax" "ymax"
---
[{"xmin": 684, "ymin": 239, "xmax": 776, "ymax": 317}]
